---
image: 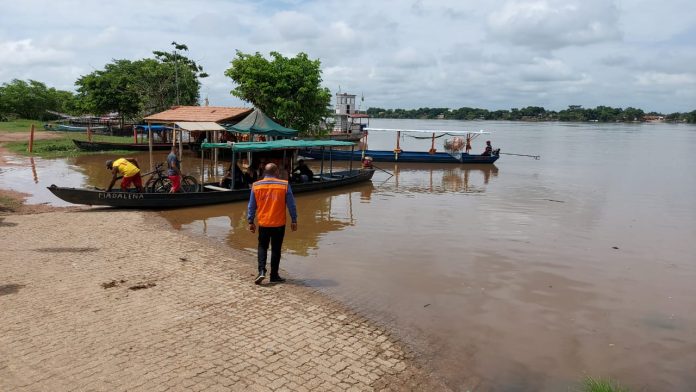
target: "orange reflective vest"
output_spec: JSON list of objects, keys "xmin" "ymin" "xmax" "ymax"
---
[{"xmin": 249, "ymin": 177, "xmax": 296, "ymax": 227}]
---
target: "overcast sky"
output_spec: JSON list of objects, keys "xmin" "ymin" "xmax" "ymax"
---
[{"xmin": 1, "ymin": 0, "xmax": 695, "ymax": 112}]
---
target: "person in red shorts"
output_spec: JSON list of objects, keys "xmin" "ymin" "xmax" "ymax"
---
[
  {"xmin": 167, "ymin": 145, "xmax": 181, "ymax": 193},
  {"xmin": 106, "ymin": 158, "xmax": 143, "ymax": 192}
]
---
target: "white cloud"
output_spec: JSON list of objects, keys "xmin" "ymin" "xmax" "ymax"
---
[
  {"xmin": 0, "ymin": 0, "xmax": 694, "ymax": 112},
  {"xmin": 0, "ymin": 39, "xmax": 71, "ymax": 66},
  {"xmin": 487, "ymin": 0, "xmax": 622, "ymax": 50}
]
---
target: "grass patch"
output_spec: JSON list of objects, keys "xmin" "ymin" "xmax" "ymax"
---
[
  {"xmin": 3, "ymin": 130, "xmax": 142, "ymax": 158},
  {"xmin": 0, "ymin": 194, "xmax": 22, "ymax": 212},
  {"xmin": 0, "ymin": 119, "xmax": 44, "ymax": 133},
  {"xmin": 5, "ymin": 136, "xmax": 134, "ymax": 159},
  {"xmin": 582, "ymin": 377, "xmax": 630, "ymax": 392}
]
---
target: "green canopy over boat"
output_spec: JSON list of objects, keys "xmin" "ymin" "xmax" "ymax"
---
[
  {"xmin": 224, "ymin": 108, "xmax": 299, "ymax": 137},
  {"xmin": 201, "ymin": 139, "xmax": 355, "ymax": 152}
]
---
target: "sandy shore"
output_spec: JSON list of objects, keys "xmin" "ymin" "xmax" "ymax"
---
[{"xmin": 0, "ymin": 191, "xmax": 448, "ymax": 391}]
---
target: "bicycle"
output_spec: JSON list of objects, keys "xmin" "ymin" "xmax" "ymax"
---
[{"xmin": 143, "ymin": 163, "xmax": 199, "ymax": 193}]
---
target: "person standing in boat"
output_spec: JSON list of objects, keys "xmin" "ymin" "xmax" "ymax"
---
[
  {"xmin": 482, "ymin": 140, "xmax": 493, "ymax": 156},
  {"xmin": 167, "ymin": 145, "xmax": 182, "ymax": 193},
  {"xmin": 106, "ymin": 158, "xmax": 143, "ymax": 192},
  {"xmin": 247, "ymin": 163, "xmax": 298, "ymax": 285}
]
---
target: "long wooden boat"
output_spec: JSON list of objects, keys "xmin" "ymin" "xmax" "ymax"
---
[
  {"xmin": 73, "ymin": 139, "xmax": 192, "ymax": 151},
  {"xmin": 47, "ymin": 169, "xmax": 373, "ymax": 208},
  {"xmin": 300, "ymin": 148, "xmax": 499, "ymax": 164},
  {"xmin": 45, "ymin": 124, "xmax": 108, "ymax": 132},
  {"xmin": 49, "ymin": 139, "xmax": 374, "ymax": 208},
  {"xmin": 302, "ymin": 127, "xmax": 500, "ymax": 164}
]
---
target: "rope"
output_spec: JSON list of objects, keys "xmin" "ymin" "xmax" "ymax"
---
[{"xmin": 407, "ymin": 132, "xmax": 459, "ymax": 139}]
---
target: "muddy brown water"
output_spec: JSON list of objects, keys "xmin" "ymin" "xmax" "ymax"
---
[{"xmin": 2, "ymin": 119, "xmax": 695, "ymax": 391}]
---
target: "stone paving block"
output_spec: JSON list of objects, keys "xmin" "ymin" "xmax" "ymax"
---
[{"xmin": 0, "ymin": 211, "xmax": 448, "ymax": 392}]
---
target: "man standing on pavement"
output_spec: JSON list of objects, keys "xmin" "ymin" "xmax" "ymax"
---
[
  {"xmin": 167, "ymin": 145, "xmax": 181, "ymax": 193},
  {"xmin": 247, "ymin": 163, "xmax": 298, "ymax": 285}
]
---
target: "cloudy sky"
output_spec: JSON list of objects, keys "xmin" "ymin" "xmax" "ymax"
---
[{"xmin": 1, "ymin": 0, "xmax": 695, "ymax": 112}]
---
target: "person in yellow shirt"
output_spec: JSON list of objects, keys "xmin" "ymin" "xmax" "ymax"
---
[{"xmin": 106, "ymin": 158, "xmax": 143, "ymax": 192}]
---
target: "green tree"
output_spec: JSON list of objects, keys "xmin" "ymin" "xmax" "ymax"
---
[
  {"xmin": 225, "ymin": 51, "xmax": 332, "ymax": 133},
  {"xmin": 76, "ymin": 59, "xmax": 143, "ymax": 127},
  {"xmin": 0, "ymin": 79, "xmax": 80, "ymax": 120}
]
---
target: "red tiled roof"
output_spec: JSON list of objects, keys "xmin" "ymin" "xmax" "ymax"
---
[{"xmin": 143, "ymin": 106, "xmax": 253, "ymax": 123}]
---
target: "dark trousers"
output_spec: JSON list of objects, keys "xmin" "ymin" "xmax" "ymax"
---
[{"xmin": 257, "ymin": 225, "xmax": 286, "ymax": 277}]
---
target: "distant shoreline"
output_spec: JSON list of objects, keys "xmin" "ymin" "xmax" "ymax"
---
[{"xmin": 366, "ymin": 105, "xmax": 696, "ymax": 124}]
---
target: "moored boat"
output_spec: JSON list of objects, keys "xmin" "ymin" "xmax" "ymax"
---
[
  {"xmin": 300, "ymin": 148, "xmax": 499, "ymax": 163},
  {"xmin": 72, "ymin": 139, "xmax": 193, "ymax": 151},
  {"xmin": 48, "ymin": 139, "xmax": 374, "ymax": 208},
  {"xmin": 302, "ymin": 128, "xmax": 500, "ymax": 164}
]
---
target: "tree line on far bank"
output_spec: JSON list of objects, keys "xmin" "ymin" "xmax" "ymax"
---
[{"xmin": 366, "ymin": 105, "xmax": 696, "ymax": 123}]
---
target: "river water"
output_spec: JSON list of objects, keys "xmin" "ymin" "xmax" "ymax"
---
[{"xmin": 2, "ymin": 119, "xmax": 695, "ymax": 391}]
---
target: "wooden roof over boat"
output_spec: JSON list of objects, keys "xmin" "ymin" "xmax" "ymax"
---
[{"xmin": 143, "ymin": 106, "xmax": 252, "ymax": 123}]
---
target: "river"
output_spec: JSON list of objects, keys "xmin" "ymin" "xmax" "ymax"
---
[{"xmin": 2, "ymin": 119, "xmax": 695, "ymax": 391}]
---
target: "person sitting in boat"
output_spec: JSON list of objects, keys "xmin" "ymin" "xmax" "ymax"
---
[
  {"xmin": 482, "ymin": 140, "xmax": 493, "ymax": 156},
  {"xmin": 220, "ymin": 161, "xmax": 245, "ymax": 189},
  {"xmin": 106, "ymin": 158, "xmax": 143, "ymax": 192},
  {"xmin": 292, "ymin": 159, "xmax": 314, "ymax": 183}
]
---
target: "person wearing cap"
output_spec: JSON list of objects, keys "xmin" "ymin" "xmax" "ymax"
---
[
  {"xmin": 106, "ymin": 158, "xmax": 143, "ymax": 192},
  {"xmin": 482, "ymin": 140, "xmax": 493, "ymax": 156},
  {"xmin": 247, "ymin": 163, "xmax": 298, "ymax": 285}
]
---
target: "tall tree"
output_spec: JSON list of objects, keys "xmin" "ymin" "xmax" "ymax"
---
[
  {"xmin": 76, "ymin": 43, "xmax": 207, "ymax": 126},
  {"xmin": 224, "ymin": 51, "xmax": 331, "ymax": 133}
]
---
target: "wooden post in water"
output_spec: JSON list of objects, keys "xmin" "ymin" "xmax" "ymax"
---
[{"xmin": 28, "ymin": 124, "xmax": 35, "ymax": 152}]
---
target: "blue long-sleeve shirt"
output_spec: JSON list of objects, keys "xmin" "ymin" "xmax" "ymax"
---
[{"xmin": 247, "ymin": 176, "xmax": 297, "ymax": 225}]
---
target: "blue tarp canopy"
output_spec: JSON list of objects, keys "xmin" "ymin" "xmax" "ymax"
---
[
  {"xmin": 134, "ymin": 125, "xmax": 172, "ymax": 131},
  {"xmin": 201, "ymin": 139, "xmax": 355, "ymax": 152},
  {"xmin": 224, "ymin": 109, "xmax": 299, "ymax": 137}
]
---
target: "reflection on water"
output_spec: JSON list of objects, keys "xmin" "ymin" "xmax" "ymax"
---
[
  {"xmin": 159, "ymin": 183, "xmax": 375, "ymax": 257},
  {"xmin": 3, "ymin": 120, "xmax": 696, "ymax": 391}
]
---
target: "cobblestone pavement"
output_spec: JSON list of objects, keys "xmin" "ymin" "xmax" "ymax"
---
[{"xmin": 0, "ymin": 210, "xmax": 448, "ymax": 391}]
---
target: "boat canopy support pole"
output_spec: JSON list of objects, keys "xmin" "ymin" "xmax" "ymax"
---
[
  {"xmin": 200, "ymin": 145, "xmax": 205, "ymax": 191},
  {"xmin": 231, "ymin": 151, "xmax": 236, "ymax": 189},
  {"xmin": 394, "ymin": 131, "xmax": 401, "ymax": 160},
  {"xmin": 329, "ymin": 148, "xmax": 333, "ymax": 176},
  {"xmin": 147, "ymin": 121, "xmax": 153, "ymax": 171},
  {"xmin": 349, "ymin": 146, "xmax": 354, "ymax": 172},
  {"xmin": 319, "ymin": 147, "xmax": 325, "ymax": 179}
]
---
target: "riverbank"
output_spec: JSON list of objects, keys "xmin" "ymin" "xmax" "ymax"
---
[{"xmin": 0, "ymin": 192, "xmax": 447, "ymax": 391}]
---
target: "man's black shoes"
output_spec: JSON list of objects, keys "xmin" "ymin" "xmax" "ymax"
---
[
  {"xmin": 269, "ymin": 276, "xmax": 286, "ymax": 283},
  {"xmin": 254, "ymin": 271, "xmax": 265, "ymax": 285}
]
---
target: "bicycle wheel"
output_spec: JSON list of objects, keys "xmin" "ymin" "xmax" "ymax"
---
[
  {"xmin": 149, "ymin": 177, "xmax": 172, "ymax": 193},
  {"xmin": 181, "ymin": 175, "xmax": 199, "ymax": 192}
]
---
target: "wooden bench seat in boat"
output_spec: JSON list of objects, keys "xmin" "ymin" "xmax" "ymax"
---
[{"xmin": 204, "ymin": 185, "xmax": 232, "ymax": 192}]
